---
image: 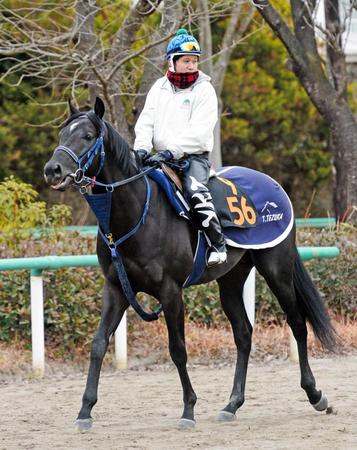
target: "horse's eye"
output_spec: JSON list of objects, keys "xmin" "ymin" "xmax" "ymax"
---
[{"xmin": 83, "ymin": 134, "xmax": 93, "ymax": 141}]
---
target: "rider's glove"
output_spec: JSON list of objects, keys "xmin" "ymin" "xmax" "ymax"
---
[
  {"xmin": 135, "ymin": 149, "xmax": 150, "ymax": 167},
  {"xmin": 145, "ymin": 150, "xmax": 173, "ymax": 167}
]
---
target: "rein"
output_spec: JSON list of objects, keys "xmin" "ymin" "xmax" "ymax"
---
[
  {"xmin": 57, "ymin": 114, "xmax": 162, "ymax": 322},
  {"xmin": 78, "ymin": 166, "xmax": 155, "ymax": 190}
]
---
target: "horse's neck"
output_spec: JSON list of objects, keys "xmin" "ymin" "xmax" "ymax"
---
[
  {"xmin": 100, "ymin": 146, "xmax": 137, "ymax": 183},
  {"xmin": 98, "ymin": 152, "xmax": 149, "ymax": 238}
]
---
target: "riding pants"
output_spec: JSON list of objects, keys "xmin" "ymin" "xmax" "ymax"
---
[{"xmin": 182, "ymin": 154, "xmax": 226, "ymax": 250}]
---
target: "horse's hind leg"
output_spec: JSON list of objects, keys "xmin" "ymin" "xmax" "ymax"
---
[
  {"xmin": 216, "ymin": 254, "xmax": 254, "ymax": 421},
  {"xmin": 75, "ymin": 280, "xmax": 128, "ymax": 432},
  {"xmin": 251, "ymin": 240, "xmax": 328, "ymax": 411},
  {"xmin": 160, "ymin": 282, "xmax": 197, "ymax": 429}
]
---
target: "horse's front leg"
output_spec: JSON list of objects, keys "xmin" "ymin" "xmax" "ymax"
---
[
  {"xmin": 75, "ymin": 279, "xmax": 128, "ymax": 433},
  {"xmin": 161, "ymin": 282, "xmax": 197, "ymax": 429}
]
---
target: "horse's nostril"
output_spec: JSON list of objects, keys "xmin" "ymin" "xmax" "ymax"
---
[
  {"xmin": 54, "ymin": 164, "xmax": 62, "ymax": 176},
  {"xmin": 44, "ymin": 162, "xmax": 63, "ymax": 183}
]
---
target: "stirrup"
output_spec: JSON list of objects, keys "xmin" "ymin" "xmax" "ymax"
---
[{"xmin": 207, "ymin": 247, "xmax": 227, "ymax": 267}]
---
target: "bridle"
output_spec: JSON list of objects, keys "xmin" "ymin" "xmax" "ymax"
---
[{"xmin": 54, "ymin": 113, "xmax": 105, "ymax": 184}]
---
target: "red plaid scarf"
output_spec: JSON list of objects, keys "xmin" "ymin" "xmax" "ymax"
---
[{"xmin": 166, "ymin": 70, "xmax": 199, "ymax": 89}]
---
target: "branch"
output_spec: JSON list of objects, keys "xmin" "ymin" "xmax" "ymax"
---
[
  {"xmin": 108, "ymin": 0, "xmax": 158, "ymax": 64},
  {"xmin": 107, "ymin": 32, "xmax": 176, "ymax": 82},
  {"xmin": 290, "ymin": 0, "xmax": 321, "ymax": 62},
  {"xmin": 0, "ymin": 3, "xmax": 77, "ymax": 55},
  {"xmin": 324, "ymin": 0, "xmax": 348, "ymax": 100},
  {"xmin": 254, "ymin": 0, "xmax": 310, "ymax": 69},
  {"xmin": 136, "ymin": 0, "xmax": 163, "ymax": 16}
]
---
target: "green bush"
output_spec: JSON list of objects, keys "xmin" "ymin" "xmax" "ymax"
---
[
  {"xmin": 0, "ymin": 177, "xmax": 72, "ymax": 254},
  {"xmin": 43, "ymin": 268, "xmax": 103, "ymax": 355},
  {"xmin": 0, "ymin": 271, "xmax": 30, "ymax": 341},
  {"xmin": 184, "ymin": 282, "xmax": 224, "ymax": 324}
]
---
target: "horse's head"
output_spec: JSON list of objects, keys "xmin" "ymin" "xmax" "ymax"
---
[{"xmin": 44, "ymin": 97, "xmax": 106, "ymax": 190}]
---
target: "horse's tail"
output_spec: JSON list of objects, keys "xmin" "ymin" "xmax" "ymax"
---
[{"xmin": 293, "ymin": 249, "xmax": 338, "ymax": 350}]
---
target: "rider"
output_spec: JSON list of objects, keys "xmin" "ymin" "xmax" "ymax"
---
[{"xmin": 134, "ymin": 29, "xmax": 227, "ymax": 267}]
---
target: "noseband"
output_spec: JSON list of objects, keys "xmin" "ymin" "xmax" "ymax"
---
[{"xmin": 54, "ymin": 113, "xmax": 105, "ymax": 183}]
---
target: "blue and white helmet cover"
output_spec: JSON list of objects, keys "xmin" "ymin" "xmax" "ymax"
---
[{"xmin": 166, "ymin": 29, "xmax": 201, "ymax": 60}]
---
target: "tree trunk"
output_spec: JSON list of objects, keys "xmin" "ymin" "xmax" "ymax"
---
[
  {"xmin": 329, "ymin": 107, "xmax": 357, "ymax": 220},
  {"xmin": 212, "ymin": 98, "xmax": 223, "ymax": 169},
  {"xmin": 323, "ymin": 0, "xmax": 355, "ymax": 221},
  {"xmin": 324, "ymin": 0, "xmax": 347, "ymax": 100}
]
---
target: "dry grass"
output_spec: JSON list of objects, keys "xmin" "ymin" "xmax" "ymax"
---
[
  {"xmin": 128, "ymin": 315, "xmax": 356, "ymax": 364},
  {"xmin": 0, "ymin": 341, "xmax": 32, "ymax": 376},
  {"xmin": 1, "ymin": 317, "xmax": 356, "ymax": 378}
]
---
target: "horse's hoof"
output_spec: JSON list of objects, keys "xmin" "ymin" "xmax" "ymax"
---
[
  {"xmin": 312, "ymin": 393, "xmax": 328, "ymax": 412},
  {"xmin": 74, "ymin": 418, "xmax": 93, "ymax": 433},
  {"xmin": 216, "ymin": 410, "xmax": 237, "ymax": 422},
  {"xmin": 178, "ymin": 418, "xmax": 195, "ymax": 429}
]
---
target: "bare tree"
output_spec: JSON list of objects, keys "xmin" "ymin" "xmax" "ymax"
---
[
  {"xmin": 0, "ymin": 0, "xmax": 179, "ymax": 143},
  {"xmin": 254, "ymin": 0, "xmax": 357, "ymax": 220}
]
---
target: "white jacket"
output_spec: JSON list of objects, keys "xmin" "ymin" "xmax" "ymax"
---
[{"xmin": 133, "ymin": 71, "xmax": 218, "ymax": 159}]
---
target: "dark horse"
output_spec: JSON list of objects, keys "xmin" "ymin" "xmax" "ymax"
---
[{"xmin": 44, "ymin": 98, "xmax": 336, "ymax": 432}]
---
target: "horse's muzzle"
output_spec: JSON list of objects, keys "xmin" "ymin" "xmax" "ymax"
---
[{"xmin": 44, "ymin": 161, "xmax": 74, "ymax": 190}]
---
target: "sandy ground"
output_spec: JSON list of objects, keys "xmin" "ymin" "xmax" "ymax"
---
[{"xmin": 1, "ymin": 355, "xmax": 356, "ymax": 450}]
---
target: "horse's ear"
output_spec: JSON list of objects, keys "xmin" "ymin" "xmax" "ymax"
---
[
  {"xmin": 94, "ymin": 97, "xmax": 105, "ymax": 119},
  {"xmin": 68, "ymin": 98, "xmax": 79, "ymax": 116}
]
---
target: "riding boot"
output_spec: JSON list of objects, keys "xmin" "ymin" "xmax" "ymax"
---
[{"xmin": 190, "ymin": 190, "xmax": 227, "ymax": 267}]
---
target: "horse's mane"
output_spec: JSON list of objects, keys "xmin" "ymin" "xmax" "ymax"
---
[
  {"xmin": 60, "ymin": 111, "xmax": 135, "ymax": 174},
  {"xmin": 104, "ymin": 120, "xmax": 134, "ymax": 174}
]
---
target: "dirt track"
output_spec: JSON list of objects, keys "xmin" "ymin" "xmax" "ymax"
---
[{"xmin": 1, "ymin": 355, "xmax": 356, "ymax": 450}]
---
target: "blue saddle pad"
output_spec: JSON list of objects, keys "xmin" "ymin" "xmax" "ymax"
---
[
  {"xmin": 216, "ymin": 166, "xmax": 294, "ymax": 249},
  {"xmin": 148, "ymin": 166, "xmax": 294, "ymax": 250}
]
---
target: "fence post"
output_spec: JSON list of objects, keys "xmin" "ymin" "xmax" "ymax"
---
[
  {"xmin": 243, "ymin": 268, "xmax": 256, "ymax": 327},
  {"xmin": 289, "ymin": 328, "xmax": 299, "ymax": 362},
  {"xmin": 30, "ymin": 269, "xmax": 45, "ymax": 376},
  {"xmin": 115, "ymin": 311, "xmax": 127, "ymax": 369}
]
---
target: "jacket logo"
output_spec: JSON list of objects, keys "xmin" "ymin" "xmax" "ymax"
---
[{"xmin": 182, "ymin": 98, "xmax": 191, "ymax": 109}]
